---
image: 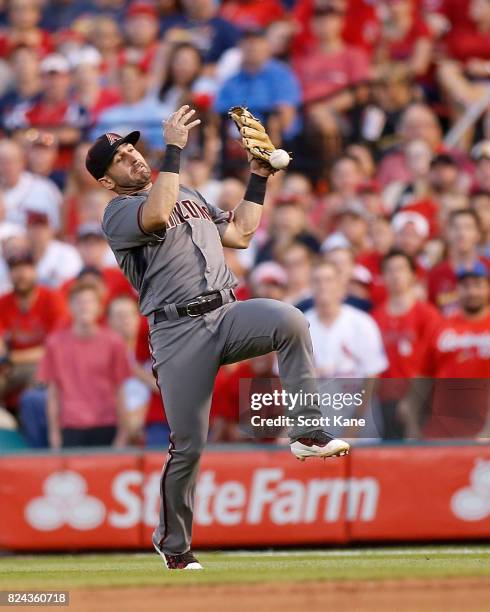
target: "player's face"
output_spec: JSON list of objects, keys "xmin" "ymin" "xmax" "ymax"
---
[
  {"xmin": 105, "ymin": 143, "xmax": 152, "ymax": 190},
  {"xmin": 458, "ymin": 277, "xmax": 489, "ymax": 315},
  {"xmin": 10, "ymin": 263, "xmax": 36, "ymax": 296}
]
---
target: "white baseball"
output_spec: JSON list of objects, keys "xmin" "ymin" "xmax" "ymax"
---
[{"xmin": 269, "ymin": 149, "xmax": 290, "ymax": 170}]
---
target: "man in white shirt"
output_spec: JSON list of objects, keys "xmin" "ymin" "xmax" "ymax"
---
[
  {"xmin": 0, "ymin": 139, "xmax": 62, "ymax": 230},
  {"xmin": 305, "ymin": 260, "xmax": 388, "ymax": 438}
]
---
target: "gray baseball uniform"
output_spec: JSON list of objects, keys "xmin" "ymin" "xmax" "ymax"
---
[{"xmin": 102, "ymin": 185, "xmax": 324, "ymax": 554}]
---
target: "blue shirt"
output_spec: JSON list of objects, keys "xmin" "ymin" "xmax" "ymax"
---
[{"xmin": 214, "ymin": 60, "xmax": 302, "ymax": 138}]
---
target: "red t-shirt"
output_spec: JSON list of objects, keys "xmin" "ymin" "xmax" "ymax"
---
[
  {"xmin": 428, "ymin": 257, "xmax": 490, "ymax": 315},
  {"xmin": 444, "ymin": 28, "xmax": 490, "ymax": 63},
  {"xmin": 421, "ymin": 311, "xmax": 490, "ymax": 437},
  {"xmin": 383, "ymin": 19, "xmax": 432, "ymax": 64},
  {"xmin": 293, "ymin": 45, "xmax": 371, "ymax": 104},
  {"xmin": 60, "ymin": 268, "xmax": 135, "ymax": 310},
  {"xmin": 0, "ymin": 287, "xmax": 68, "ymax": 351},
  {"xmin": 372, "ymin": 300, "xmax": 442, "ymax": 378},
  {"xmin": 37, "ymin": 326, "xmax": 131, "ymax": 428},
  {"xmin": 0, "ymin": 29, "xmax": 53, "ymax": 58}
]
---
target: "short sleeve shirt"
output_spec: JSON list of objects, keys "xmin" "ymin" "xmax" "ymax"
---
[{"xmin": 102, "ymin": 185, "xmax": 237, "ymax": 315}]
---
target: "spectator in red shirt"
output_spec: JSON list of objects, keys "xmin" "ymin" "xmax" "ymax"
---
[
  {"xmin": 376, "ymin": 0, "xmax": 433, "ymax": 78},
  {"xmin": 14, "ymin": 54, "xmax": 89, "ymax": 169},
  {"xmin": 35, "ymin": 281, "xmax": 131, "ymax": 449},
  {"xmin": 428, "ymin": 209, "xmax": 489, "ymax": 314},
  {"xmin": 373, "ymin": 249, "xmax": 441, "ymax": 437},
  {"xmin": 220, "ymin": 0, "xmax": 285, "ymax": 29},
  {"xmin": 120, "ymin": 1, "xmax": 160, "ymax": 73},
  {"xmin": 0, "ymin": 0, "xmax": 53, "ymax": 59},
  {"xmin": 416, "ymin": 262, "xmax": 490, "ymax": 438},
  {"xmin": 292, "ymin": 3, "xmax": 372, "ymax": 156},
  {"xmin": 0, "ymin": 249, "xmax": 68, "ymax": 414}
]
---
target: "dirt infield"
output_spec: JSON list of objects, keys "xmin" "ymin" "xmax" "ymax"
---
[{"xmin": 69, "ymin": 578, "xmax": 490, "ymax": 612}]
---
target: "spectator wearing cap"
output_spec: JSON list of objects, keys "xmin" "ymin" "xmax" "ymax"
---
[
  {"xmin": 12, "ymin": 54, "xmax": 89, "ymax": 167},
  {"xmin": 0, "ymin": 249, "xmax": 68, "ymax": 425},
  {"xmin": 392, "ymin": 210, "xmax": 430, "ymax": 268},
  {"xmin": 95, "ymin": 62, "xmax": 168, "ymax": 150},
  {"xmin": 292, "ymin": 3, "xmax": 371, "ymax": 148},
  {"xmin": 122, "ymin": 1, "xmax": 160, "ymax": 73},
  {"xmin": 0, "ymin": 0, "xmax": 53, "ymax": 59},
  {"xmin": 25, "ymin": 209, "xmax": 82, "ymax": 288},
  {"xmin": 428, "ymin": 209, "xmax": 490, "ymax": 315},
  {"xmin": 214, "ymin": 27, "xmax": 301, "ymax": 141},
  {"xmin": 0, "ymin": 46, "xmax": 42, "ymax": 131},
  {"xmin": 163, "ymin": 0, "xmax": 240, "ymax": 66},
  {"xmin": 34, "ymin": 280, "xmax": 132, "ymax": 449},
  {"xmin": 0, "ymin": 138, "xmax": 62, "ymax": 230},
  {"xmin": 372, "ymin": 249, "xmax": 441, "ymax": 438},
  {"xmin": 72, "ymin": 46, "xmax": 121, "ymax": 123},
  {"xmin": 249, "ymin": 261, "xmax": 288, "ymax": 301},
  {"xmin": 417, "ymin": 261, "xmax": 490, "ymax": 439},
  {"xmin": 471, "ymin": 190, "xmax": 490, "ymax": 258},
  {"xmin": 60, "ymin": 222, "xmax": 133, "ymax": 307},
  {"xmin": 375, "ymin": 0, "xmax": 433, "ymax": 79},
  {"xmin": 326, "ymin": 200, "xmax": 370, "ymax": 257}
]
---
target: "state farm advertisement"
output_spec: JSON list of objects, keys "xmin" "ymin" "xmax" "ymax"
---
[{"xmin": 0, "ymin": 446, "xmax": 489, "ymax": 551}]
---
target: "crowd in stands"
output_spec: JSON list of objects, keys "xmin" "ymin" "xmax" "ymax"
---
[{"xmin": 0, "ymin": 0, "xmax": 489, "ymax": 449}]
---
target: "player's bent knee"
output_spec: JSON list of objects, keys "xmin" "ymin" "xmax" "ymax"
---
[{"xmin": 275, "ymin": 304, "xmax": 309, "ymax": 338}]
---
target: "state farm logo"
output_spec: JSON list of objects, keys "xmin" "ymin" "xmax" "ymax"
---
[
  {"xmin": 24, "ymin": 471, "xmax": 106, "ymax": 531},
  {"xmin": 23, "ymin": 467, "xmax": 379, "ymax": 532},
  {"xmin": 451, "ymin": 460, "xmax": 490, "ymax": 521}
]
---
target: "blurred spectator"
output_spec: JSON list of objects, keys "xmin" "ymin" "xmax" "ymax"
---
[
  {"xmin": 25, "ymin": 209, "xmax": 82, "ymax": 287},
  {"xmin": 324, "ymin": 245, "xmax": 373, "ymax": 312},
  {"xmin": 320, "ymin": 155, "xmax": 366, "ymax": 223},
  {"xmin": 107, "ymin": 295, "xmax": 158, "ymax": 445},
  {"xmin": 165, "ymin": 0, "xmax": 240, "ymax": 66},
  {"xmin": 473, "ymin": 141, "xmax": 490, "ymax": 192},
  {"xmin": 95, "ymin": 62, "xmax": 167, "ymax": 150},
  {"xmin": 62, "ymin": 141, "xmax": 99, "ymax": 237},
  {"xmin": 279, "ymin": 240, "xmax": 314, "ymax": 311},
  {"xmin": 0, "ymin": 249, "xmax": 67, "ymax": 416},
  {"xmin": 182, "ymin": 155, "xmax": 222, "ymax": 204},
  {"xmin": 0, "ymin": 0, "xmax": 53, "ymax": 59},
  {"xmin": 249, "ymin": 261, "xmax": 287, "ymax": 300},
  {"xmin": 391, "ymin": 210, "xmax": 429, "ymax": 264},
  {"xmin": 21, "ymin": 129, "xmax": 65, "ymax": 190},
  {"xmin": 418, "ymin": 262, "xmax": 490, "ymax": 438},
  {"xmin": 0, "ymin": 46, "xmax": 42, "ymax": 130},
  {"xmin": 375, "ymin": 0, "xmax": 433, "ymax": 78},
  {"xmin": 326, "ymin": 201, "xmax": 370, "ymax": 256},
  {"xmin": 60, "ymin": 222, "xmax": 133, "ymax": 305},
  {"xmin": 86, "ymin": 15, "xmax": 124, "ymax": 87},
  {"xmin": 214, "ymin": 28, "xmax": 301, "ymax": 141},
  {"xmin": 305, "ymin": 259, "xmax": 387, "ymax": 377},
  {"xmin": 0, "ymin": 138, "xmax": 62, "ymax": 229},
  {"xmin": 293, "ymin": 3, "xmax": 371, "ymax": 134},
  {"xmin": 41, "ymin": 0, "xmax": 127, "ymax": 32},
  {"xmin": 72, "ymin": 46, "xmax": 121, "ymax": 123},
  {"xmin": 428, "ymin": 209, "xmax": 489, "ymax": 314},
  {"xmin": 33, "ymin": 281, "xmax": 131, "ymax": 449},
  {"xmin": 255, "ymin": 202, "xmax": 320, "ymax": 264},
  {"xmin": 12, "ymin": 54, "xmax": 89, "ymax": 163},
  {"xmin": 372, "ymin": 249, "xmax": 441, "ymax": 438},
  {"xmin": 122, "ymin": 1, "xmax": 160, "ymax": 71},
  {"xmin": 471, "ymin": 190, "xmax": 490, "ymax": 258}
]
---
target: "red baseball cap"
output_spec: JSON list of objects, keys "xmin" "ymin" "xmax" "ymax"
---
[{"xmin": 126, "ymin": 1, "xmax": 158, "ymax": 19}]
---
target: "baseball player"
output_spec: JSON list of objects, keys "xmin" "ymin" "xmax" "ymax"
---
[{"xmin": 85, "ymin": 105, "xmax": 350, "ymax": 570}]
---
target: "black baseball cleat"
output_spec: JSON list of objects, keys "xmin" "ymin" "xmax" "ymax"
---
[
  {"xmin": 152, "ymin": 535, "xmax": 203, "ymax": 570},
  {"xmin": 290, "ymin": 430, "xmax": 350, "ymax": 461}
]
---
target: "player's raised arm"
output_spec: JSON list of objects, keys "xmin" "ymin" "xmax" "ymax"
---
[
  {"xmin": 220, "ymin": 107, "xmax": 291, "ymax": 249},
  {"xmin": 140, "ymin": 105, "xmax": 201, "ymax": 232}
]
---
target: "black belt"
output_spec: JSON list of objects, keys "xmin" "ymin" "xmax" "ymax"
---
[{"xmin": 153, "ymin": 290, "xmax": 232, "ymax": 323}]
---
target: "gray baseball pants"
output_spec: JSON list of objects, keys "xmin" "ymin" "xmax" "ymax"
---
[{"xmin": 149, "ymin": 297, "xmax": 323, "ymax": 554}]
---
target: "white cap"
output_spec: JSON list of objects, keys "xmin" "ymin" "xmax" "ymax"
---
[
  {"xmin": 249, "ymin": 261, "xmax": 288, "ymax": 287},
  {"xmin": 40, "ymin": 53, "xmax": 70, "ymax": 74},
  {"xmin": 391, "ymin": 211, "xmax": 429, "ymax": 238},
  {"xmin": 352, "ymin": 264, "xmax": 372, "ymax": 285},
  {"xmin": 320, "ymin": 231, "xmax": 351, "ymax": 253},
  {"xmin": 69, "ymin": 46, "xmax": 102, "ymax": 68}
]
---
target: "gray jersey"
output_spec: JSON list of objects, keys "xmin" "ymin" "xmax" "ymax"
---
[{"xmin": 102, "ymin": 185, "xmax": 237, "ymax": 315}]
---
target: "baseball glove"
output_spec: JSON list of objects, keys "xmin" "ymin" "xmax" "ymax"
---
[{"xmin": 228, "ymin": 106, "xmax": 290, "ymax": 172}]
